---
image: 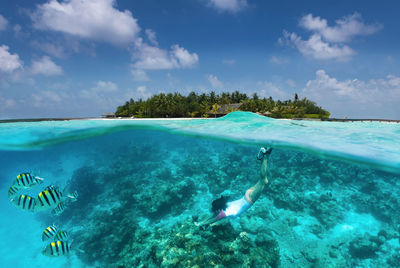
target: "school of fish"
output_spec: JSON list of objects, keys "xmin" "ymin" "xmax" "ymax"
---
[
  {"xmin": 8, "ymin": 172, "xmax": 78, "ymax": 257},
  {"xmin": 41, "ymin": 224, "xmax": 72, "ymax": 257}
]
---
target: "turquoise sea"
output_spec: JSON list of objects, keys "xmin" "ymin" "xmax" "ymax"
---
[{"xmin": 1, "ymin": 111, "xmax": 400, "ymax": 267}]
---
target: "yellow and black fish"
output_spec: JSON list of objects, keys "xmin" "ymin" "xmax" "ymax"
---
[
  {"xmin": 42, "ymin": 241, "xmax": 71, "ymax": 257},
  {"xmin": 37, "ymin": 188, "xmax": 63, "ymax": 209},
  {"xmin": 52, "ymin": 202, "xmax": 65, "ymax": 215},
  {"xmin": 54, "ymin": 230, "xmax": 69, "ymax": 241},
  {"xmin": 44, "ymin": 185, "xmax": 60, "ymax": 192},
  {"xmin": 11, "ymin": 194, "xmax": 36, "ymax": 212},
  {"xmin": 8, "ymin": 185, "xmax": 21, "ymax": 199},
  {"xmin": 42, "ymin": 225, "xmax": 58, "ymax": 241},
  {"xmin": 15, "ymin": 173, "xmax": 43, "ymax": 189}
]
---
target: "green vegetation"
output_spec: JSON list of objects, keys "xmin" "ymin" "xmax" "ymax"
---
[{"xmin": 115, "ymin": 91, "xmax": 330, "ymax": 119}]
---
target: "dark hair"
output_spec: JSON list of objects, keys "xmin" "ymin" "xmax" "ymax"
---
[{"xmin": 211, "ymin": 195, "xmax": 229, "ymax": 214}]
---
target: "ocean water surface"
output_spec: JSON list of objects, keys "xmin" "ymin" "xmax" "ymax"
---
[{"xmin": 1, "ymin": 112, "xmax": 399, "ymax": 267}]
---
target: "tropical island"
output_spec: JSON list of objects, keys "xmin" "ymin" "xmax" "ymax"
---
[{"xmin": 115, "ymin": 91, "xmax": 330, "ymax": 119}]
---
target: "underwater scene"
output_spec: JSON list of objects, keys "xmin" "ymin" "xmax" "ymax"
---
[{"xmin": 1, "ymin": 112, "xmax": 400, "ymax": 267}]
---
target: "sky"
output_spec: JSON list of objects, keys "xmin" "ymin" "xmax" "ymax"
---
[{"xmin": 0, "ymin": 0, "xmax": 399, "ymax": 119}]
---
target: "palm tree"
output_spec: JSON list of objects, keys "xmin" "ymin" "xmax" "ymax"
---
[{"xmin": 211, "ymin": 103, "xmax": 221, "ymax": 118}]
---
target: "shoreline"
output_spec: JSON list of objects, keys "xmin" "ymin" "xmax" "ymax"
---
[
  {"xmin": 0, "ymin": 117, "xmax": 399, "ymax": 123},
  {"xmin": 0, "ymin": 117, "xmax": 212, "ymax": 123}
]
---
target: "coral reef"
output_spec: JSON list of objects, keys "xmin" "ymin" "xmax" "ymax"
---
[
  {"xmin": 74, "ymin": 207, "xmax": 138, "ymax": 265},
  {"xmin": 349, "ymin": 233, "xmax": 383, "ymax": 259},
  {"xmin": 134, "ymin": 176, "xmax": 197, "ymax": 218},
  {"xmin": 116, "ymin": 219, "xmax": 280, "ymax": 267}
]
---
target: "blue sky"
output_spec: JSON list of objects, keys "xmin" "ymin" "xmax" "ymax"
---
[{"xmin": 0, "ymin": 0, "xmax": 399, "ymax": 119}]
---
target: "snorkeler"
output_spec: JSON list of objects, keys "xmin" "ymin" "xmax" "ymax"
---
[{"xmin": 197, "ymin": 147, "xmax": 272, "ymax": 227}]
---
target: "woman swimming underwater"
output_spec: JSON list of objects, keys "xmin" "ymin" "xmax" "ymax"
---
[{"xmin": 197, "ymin": 147, "xmax": 272, "ymax": 227}]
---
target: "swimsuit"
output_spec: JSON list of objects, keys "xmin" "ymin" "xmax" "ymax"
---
[{"xmin": 216, "ymin": 195, "xmax": 252, "ymax": 220}]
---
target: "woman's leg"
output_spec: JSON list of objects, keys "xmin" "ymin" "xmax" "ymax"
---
[{"xmin": 245, "ymin": 148, "xmax": 271, "ymax": 204}]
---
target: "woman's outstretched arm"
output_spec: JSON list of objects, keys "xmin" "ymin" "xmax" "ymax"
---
[{"xmin": 245, "ymin": 147, "xmax": 272, "ymax": 203}]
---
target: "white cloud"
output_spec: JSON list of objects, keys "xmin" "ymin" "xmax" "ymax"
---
[
  {"xmin": 122, "ymin": 86, "xmax": 152, "ymax": 101},
  {"xmin": 206, "ymin": 74, "xmax": 224, "ymax": 88},
  {"xmin": 13, "ymin": 24, "xmax": 31, "ymax": 39},
  {"xmin": 304, "ymin": 70, "xmax": 365, "ymax": 100},
  {"xmin": 32, "ymin": 1, "xmax": 199, "ymax": 76},
  {"xmin": 281, "ymin": 13, "xmax": 381, "ymax": 61},
  {"xmin": 132, "ymin": 41, "xmax": 176, "ymax": 70},
  {"xmin": 30, "ymin": 56, "xmax": 63, "ymax": 76},
  {"xmin": 302, "ymin": 70, "xmax": 400, "ymax": 118},
  {"xmin": 0, "ymin": 45, "xmax": 23, "ymax": 73},
  {"xmin": 145, "ymin": 29, "xmax": 158, "ymax": 46},
  {"xmin": 41, "ymin": 90, "xmax": 62, "ymax": 102},
  {"xmin": 269, "ymin": 56, "xmax": 288, "ymax": 64},
  {"xmin": 300, "ymin": 13, "xmax": 382, "ymax": 43},
  {"xmin": 31, "ymin": 90, "xmax": 69, "ymax": 108},
  {"xmin": 282, "ymin": 31, "xmax": 355, "ymax": 61},
  {"xmin": 79, "ymin": 81, "xmax": 119, "ymax": 111},
  {"xmin": 131, "ymin": 38, "xmax": 198, "ymax": 70},
  {"xmin": 131, "ymin": 69, "xmax": 149, "ymax": 81},
  {"xmin": 31, "ymin": 41, "xmax": 68, "ymax": 58},
  {"xmin": 12, "ymin": 24, "xmax": 24, "ymax": 39},
  {"xmin": 257, "ymin": 81, "xmax": 289, "ymax": 100},
  {"xmin": 207, "ymin": 0, "xmax": 247, "ymax": 13},
  {"xmin": 0, "ymin": 15, "xmax": 8, "ymax": 30},
  {"xmin": 92, "ymin": 80, "xmax": 118, "ymax": 92},
  {"xmin": 171, "ymin": 45, "xmax": 199, "ymax": 68},
  {"xmin": 136, "ymin": 85, "xmax": 152, "ymax": 99},
  {"xmin": 32, "ymin": 0, "xmax": 140, "ymax": 45}
]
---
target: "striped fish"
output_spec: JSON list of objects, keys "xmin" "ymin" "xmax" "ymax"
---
[
  {"xmin": 37, "ymin": 188, "xmax": 63, "ymax": 209},
  {"xmin": 67, "ymin": 190, "xmax": 78, "ymax": 202},
  {"xmin": 42, "ymin": 241, "xmax": 71, "ymax": 257},
  {"xmin": 8, "ymin": 185, "xmax": 21, "ymax": 199},
  {"xmin": 52, "ymin": 202, "xmax": 65, "ymax": 215},
  {"xmin": 54, "ymin": 231, "xmax": 69, "ymax": 241},
  {"xmin": 42, "ymin": 225, "xmax": 58, "ymax": 241},
  {"xmin": 11, "ymin": 194, "xmax": 36, "ymax": 212},
  {"xmin": 15, "ymin": 173, "xmax": 43, "ymax": 189},
  {"xmin": 44, "ymin": 185, "xmax": 60, "ymax": 192}
]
